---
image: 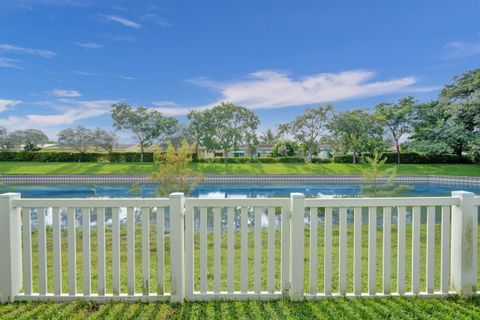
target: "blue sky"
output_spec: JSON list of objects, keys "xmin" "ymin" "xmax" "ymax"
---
[{"xmin": 0, "ymin": 0, "xmax": 479, "ymax": 141}]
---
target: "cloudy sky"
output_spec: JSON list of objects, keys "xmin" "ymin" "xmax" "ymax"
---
[{"xmin": 0, "ymin": 0, "xmax": 479, "ymax": 140}]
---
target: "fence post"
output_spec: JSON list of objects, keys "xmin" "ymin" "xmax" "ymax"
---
[
  {"xmin": 169, "ymin": 192, "xmax": 185, "ymax": 303},
  {"xmin": 451, "ymin": 191, "xmax": 477, "ymax": 295},
  {"xmin": 289, "ymin": 193, "xmax": 305, "ymax": 300},
  {"xmin": 0, "ymin": 193, "xmax": 22, "ymax": 303}
]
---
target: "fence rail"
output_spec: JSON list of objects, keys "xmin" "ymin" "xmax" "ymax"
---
[{"xmin": 0, "ymin": 191, "xmax": 478, "ymax": 303}]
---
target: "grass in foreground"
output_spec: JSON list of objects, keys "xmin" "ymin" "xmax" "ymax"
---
[
  {"xmin": 2, "ymin": 296, "xmax": 480, "ymax": 319},
  {"xmin": 0, "ymin": 162, "xmax": 479, "ymax": 176}
]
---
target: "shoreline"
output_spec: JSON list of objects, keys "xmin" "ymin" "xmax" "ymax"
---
[{"xmin": 2, "ymin": 174, "xmax": 480, "ymax": 186}]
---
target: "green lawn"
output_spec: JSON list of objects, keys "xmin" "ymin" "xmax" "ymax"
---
[
  {"xmin": 2, "ymin": 219, "xmax": 479, "ymax": 319},
  {"xmin": 0, "ymin": 162, "xmax": 479, "ymax": 176},
  {"xmin": 2, "ymin": 297, "xmax": 480, "ymax": 319}
]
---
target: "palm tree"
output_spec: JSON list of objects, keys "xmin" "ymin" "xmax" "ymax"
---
[{"xmin": 259, "ymin": 129, "xmax": 279, "ymax": 144}]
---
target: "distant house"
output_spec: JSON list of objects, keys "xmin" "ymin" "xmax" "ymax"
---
[{"xmin": 203, "ymin": 143, "xmax": 332, "ymax": 159}]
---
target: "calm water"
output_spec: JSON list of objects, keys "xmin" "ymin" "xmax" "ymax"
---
[{"xmin": 1, "ymin": 183, "xmax": 479, "ymax": 198}]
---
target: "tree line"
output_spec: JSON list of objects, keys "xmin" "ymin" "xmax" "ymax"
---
[{"xmin": 1, "ymin": 68, "xmax": 478, "ymax": 164}]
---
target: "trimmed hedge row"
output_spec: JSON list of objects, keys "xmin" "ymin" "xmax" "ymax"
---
[
  {"xmin": 0, "ymin": 151, "xmax": 155, "ymax": 162},
  {"xmin": 333, "ymin": 152, "xmax": 472, "ymax": 164},
  {"xmin": 193, "ymin": 157, "xmax": 331, "ymax": 164}
]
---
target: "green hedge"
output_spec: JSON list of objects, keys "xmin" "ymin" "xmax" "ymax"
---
[
  {"xmin": 194, "ymin": 157, "xmax": 331, "ymax": 164},
  {"xmin": 0, "ymin": 151, "xmax": 155, "ymax": 162},
  {"xmin": 333, "ymin": 152, "xmax": 472, "ymax": 164}
]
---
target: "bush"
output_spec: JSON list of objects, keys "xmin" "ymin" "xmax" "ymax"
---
[
  {"xmin": 333, "ymin": 152, "xmax": 472, "ymax": 164},
  {"xmin": 0, "ymin": 151, "xmax": 156, "ymax": 162}
]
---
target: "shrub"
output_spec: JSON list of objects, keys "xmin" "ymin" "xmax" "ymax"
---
[
  {"xmin": 0, "ymin": 151, "xmax": 156, "ymax": 162},
  {"xmin": 333, "ymin": 152, "xmax": 471, "ymax": 164}
]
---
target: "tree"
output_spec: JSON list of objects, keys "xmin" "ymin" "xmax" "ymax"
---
[
  {"xmin": 92, "ymin": 128, "xmax": 117, "ymax": 152},
  {"xmin": 360, "ymin": 151, "xmax": 410, "ymax": 197},
  {"xmin": 327, "ymin": 109, "xmax": 385, "ymax": 164},
  {"xmin": 259, "ymin": 129, "xmax": 280, "ymax": 144},
  {"xmin": 158, "ymin": 122, "xmax": 190, "ymax": 148},
  {"xmin": 57, "ymin": 126, "xmax": 93, "ymax": 152},
  {"xmin": 375, "ymin": 97, "xmax": 415, "ymax": 163},
  {"xmin": 187, "ymin": 110, "xmax": 216, "ymax": 158},
  {"xmin": 278, "ymin": 105, "xmax": 333, "ymax": 162},
  {"xmin": 199, "ymin": 102, "xmax": 260, "ymax": 163},
  {"xmin": 152, "ymin": 140, "xmax": 204, "ymax": 196},
  {"xmin": 9, "ymin": 129, "xmax": 48, "ymax": 151},
  {"xmin": 271, "ymin": 140, "xmax": 297, "ymax": 157},
  {"xmin": 111, "ymin": 103, "xmax": 178, "ymax": 162}
]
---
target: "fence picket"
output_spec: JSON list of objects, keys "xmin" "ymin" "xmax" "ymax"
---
[
  {"xmin": 383, "ymin": 207, "xmax": 391, "ymax": 294},
  {"xmin": 324, "ymin": 207, "xmax": 332, "ymax": 295},
  {"xmin": 339, "ymin": 207, "xmax": 347, "ymax": 295},
  {"xmin": 353, "ymin": 207, "xmax": 362, "ymax": 295},
  {"xmin": 368, "ymin": 207, "xmax": 376, "ymax": 295},
  {"xmin": 227, "ymin": 207, "xmax": 235, "ymax": 293},
  {"xmin": 241, "ymin": 207, "xmax": 248, "ymax": 293},
  {"xmin": 412, "ymin": 206, "xmax": 421, "ymax": 294},
  {"xmin": 254, "ymin": 207, "xmax": 262, "ymax": 294},
  {"xmin": 200, "ymin": 207, "xmax": 207, "ymax": 294},
  {"xmin": 22, "ymin": 208, "xmax": 32, "ymax": 296},
  {"xmin": 38, "ymin": 207, "xmax": 47, "ymax": 296},
  {"xmin": 53, "ymin": 207, "xmax": 62, "ymax": 296},
  {"xmin": 142, "ymin": 207, "xmax": 150, "ymax": 296},
  {"xmin": 67, "ymin": 207, "xmax": 76, "ymax": 296},
  {"xmin": 97, "ymin": 208, "xmax": 106, "ymax": 296},
  {"xmin": 441, "ymin": 206, "xmax": 451, "ymax": 293},
  {"xmin": 82, "ymin": 208, "xmax": 91, "ymax": 296},
  {"xmin": 268, "ymin": 207, "xmax": 276, "ymax": 294},
  {"xmin": 184, "ymin": 205, "xmax": 192, "ymax": 297},
  {"xmin": 397, "ymin": 206, "xmax": 406, "ymax": 295},
  {"xmin": 127, "ymin": 207, "xmax": 135, "ymax": 296},
  {"xmin": 309, "ymin": 207, "xmax": 318, "ymax": 295},
  {"xmin": 213, "ymin": 207, "xmax": 221, "ymax": 294},
  {"xmin": 112, "ymin": 208, "xmax": 120, "ymax": 296},
  {"xmin": 426, "ymin": 206, "xmax": 435, "ymax": 293}
]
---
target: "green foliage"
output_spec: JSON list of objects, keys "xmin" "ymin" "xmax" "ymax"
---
[
  {"xmin": 326, "ymin": 109, "xmax": 385, "ymax": 163},
  {"xmin": 0, "ymin": 151, "xmax": 155, "ymax": 162},
  {"xmin": 375, "ymin": 97, "xmax": 416, "ymax": 163},
  {"xmin": 152, "ymin": 140, "xmax": 204, "ymax": 196},
  {"xmin": 258, "ymin": 128, "xmax": 280, "ymax": 144},
  {"xmin": 271, "ymin": 140, "xmax": 297, "ymax": 157},
  {"xmin": 278, "ymin": 105, "xmax": 333, "ymax": 162},
  {"xmin": 111, "ymin": 103, "xmax": 178, "ymax": 161},
  {"xmin": 361, "ymin": 151, "xmax": 410, "ymax": 197},
  {"xmin": 333, "ymin": 152, "xmax": 470, "ymax": 164}
]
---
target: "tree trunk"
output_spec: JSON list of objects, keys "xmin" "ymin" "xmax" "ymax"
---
[
  {"xmin": 307, "ymin": 146, "xmax": 313, "ymax": 163},
  {"xmin": 224, "ymin": 149, "xmax": 228, "ymax": 164},
  {"xmin": 396, "ymin": 141, "xmax": 401, "ymax": 164},
  {"xmin": 140, "ymin": 143, "xmax": 144, "ymax": 162},
  {"xmin": 352, "ymin": 150, "xmax": 356, "ymax": 164}
]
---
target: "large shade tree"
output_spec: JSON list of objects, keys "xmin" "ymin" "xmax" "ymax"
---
[
  {"xmin": 375, "ymin": 96, "xmax": 416, "ymax": 163},
  {"xmin": 111, "ymin": 103, "xmax": 178, "ymax": 161},
  {"xmin": 9, "ymin": 129, "xmax": 49, "ymax": 151},
  {"xmin": 58, "ymin": 126, "xmax": 94, "ymax": 152},
  {"xmin": 189, "ymin": 102, "xmax": 259, "ymax": 163},
  {"xmin": 278, "ymin": 105, "xmax": 333, "ymax": 162},
  {"xmin": 326, "ymin": 109, "xmax": 385, "ymax": 163}
]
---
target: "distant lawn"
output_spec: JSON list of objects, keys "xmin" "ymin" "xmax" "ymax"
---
[{"xmin": 0, "ymin": 162, "xmax": 479, "ymax": 176}]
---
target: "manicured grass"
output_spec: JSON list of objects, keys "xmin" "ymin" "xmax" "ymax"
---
[
  {"xmin": 0, "ymin": 162, "xmax": 479, "ymax": 176},
  {"xmin": 5, "ymin": 215, "xmax": 480, "ymax": 319},
  {"xmin": 2, "ymin": 296, "xmax": 480, "ymax": 319}
]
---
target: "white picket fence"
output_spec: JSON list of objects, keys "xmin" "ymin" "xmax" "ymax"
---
[{"xmin": 0, "ymin": 191, "xmax": 478, "ymax": 303}]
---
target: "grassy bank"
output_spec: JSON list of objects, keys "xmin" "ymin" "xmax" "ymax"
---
[
  {"xmin": 2, "ymin": 221, "xmax": 479, "ymax": 319},
  {"xmin": 0, "ymin": 162, "xmax": 479, "ymax": 176}
]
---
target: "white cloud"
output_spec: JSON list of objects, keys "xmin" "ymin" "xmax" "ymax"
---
[
  {"xmin": 0, "ymin": 57, "xmax": 22, "ymax": 69},
  {"xmin": 0, "ymin": 99, "xmax": 118, "ymax": 136},
  {"xmin": 51, "ymin": 89, "xmax": 82, "ymax": 97},
  {"xmin": 74, "ymin": 70, "xmax": 100, "ymax": 76},
  {"xmin": 0, "ymin": 43, "xmax": 56, "ymax": 58},
  {"xmin": 0, "ymin": 99, "xmax": 21, "ymax": 112},
  {"xmin": 101, "ymin": 15, "xmax": 141, "ymax": 29},
  {"xmin": 155, "ymin": 69, "xmax": 432, "ymax": 115},
  {"xmin": 74, "ymin": 42, "xmax": 105, "ymax": 49},
  {"xmin": 119, "ymin": 75, "xmax": 136, "ymax": 80},
  {"xmin": 443, "ymin": 41, "xmax": 480, "ymax": 59}
]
